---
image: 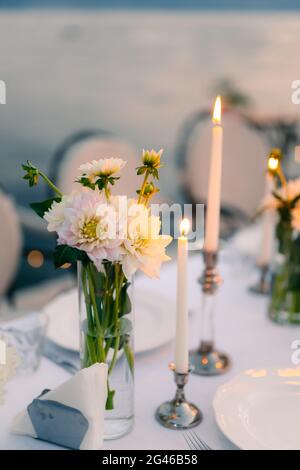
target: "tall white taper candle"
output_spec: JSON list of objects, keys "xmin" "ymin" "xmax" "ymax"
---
[
  {"xmin": 204, "ymin": 96, "xmax": 223, "ymax": 253},
  {"xmin": 175, "ymin": 219, "xmax": 189, "ymax": 374}
]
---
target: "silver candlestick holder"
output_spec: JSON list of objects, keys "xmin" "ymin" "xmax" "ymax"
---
[
  {"xmin": 155, "ymin": 363, "xmax": 202, "ymax": 430},
  {"xmin": 189, "ymin": 251, "xmax": 230, "ymax": 376},
  {"xmin": 249, "ymin": 264, "xmax": 271, "ymax": 295}
]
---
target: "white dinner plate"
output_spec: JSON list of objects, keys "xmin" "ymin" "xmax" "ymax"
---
[
  {"xmin": 213, "ymin": 367, "xmax": 300, "ymax": 450},
  {"xmin": 44, "ymin": 288, "xmax": 175, "ymax": 354}
]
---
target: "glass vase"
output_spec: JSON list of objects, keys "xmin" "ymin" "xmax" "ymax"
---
[
  {"xmin": 78, "ymin": 260, "xmax": 134, "ymax": 440},
  {"xmin": 269, "ymin": 233, "xmax": 300, "ymax": 325}
]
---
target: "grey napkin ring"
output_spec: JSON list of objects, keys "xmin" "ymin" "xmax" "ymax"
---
[{"xmin": 27, "ymin": 390, "xmax": 89, "ymax": 450}]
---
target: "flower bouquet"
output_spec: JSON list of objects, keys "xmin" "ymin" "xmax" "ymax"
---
[
  {"xmin": 22, "ymin": 149, "xmax": 172, "ymax": 438},
  {"xmin": 0, "ymin": 342, "xmax": 20, "ymax": 405},
  {"xmin": 263, "ymin": 149, "xmax": 300, "ymax": 324}
]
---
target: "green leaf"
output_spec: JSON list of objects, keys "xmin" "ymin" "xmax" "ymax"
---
[
  {"xmin": 103, "ymin": 262, "xmax": 115, "ymax": 285},
  {"xmin": 288, "ymin": 272, "xmax": 300, "ymax": 291},
  {"xmin": 119, "ymin": 283, "xmax": 132, "ymax": 317},
  {"xmin": 272, "ymin": 191, "xmax": 284, "ymax": 203},
  {"xmin": 30, "ymin": 197, "xmax": 61, "ymax": 218},
  {"xmin": 108, "ymin": 176, "xmax": 120, "ymax": 186},
  {"xmin": 136, "ymin": 166, "xmax": 146, "ymax": 175},
  {"xmin": 290, "ymin": 237, "xmax": 300, "ymax": 264},
  {"xmin": 278, "ymin": 206, "xmax": 291, "ymax": 224},
  {"xmin": 276, "ymin": 217, "xmax": 293, "ymax": 254},
  {"xmin": 291, "ymin": 194, "xmax": 300, "ymax": 208},
  {"xmin": 22, "ymin": 161, "xmax": 39, "ymax": 187},
  {"xmin": 124, "ymin": 341, "xmax": 134, "ymax": 375},
  {"xmin": 118, "ymin": 317, "xmax": 133, "ymax": 335},
  {"xmin": 151, "ymin": 168, "xmax": 159, "ymax": 180},
  {"xmin": 90, "ymin": 267, "xmax": 106, "ymax": 293},
  {"xmin": 95, "ymin": 178, "xmax": 105, "ymax": 190},
  {"xmin": 76, "ymin": 177, "xmax": 95, "ymax": 190},
  {"xmin": 53, "ymin": 245, "xmax": 89, "ymax": 268}
]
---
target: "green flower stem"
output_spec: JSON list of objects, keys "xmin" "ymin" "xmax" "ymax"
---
[
  {"xmin": 81, "ymin": 266, "xmax": 97, "ymax": 363},
  {"xmin": 104, "ymin": 337, "xmax": 112, "ymax": 356},
  {"xmin": 104, "ymin": 184, "xmax": 111, "ymax": 201},
  {"xmin": 81, "ymin": 261, "xmax": 133, "ymax": 409},
  {"xmin": 38, "ymin": 170, "xmax": 63, "ymax": 197},
  {"xmin": 81, "ymin": 267, "xmax": 94, "ymax": 332},
  {"xmin": 103, "ymin": 269, "xmax": 115, "ymax": 358},
  {"xmin": 86, "ymin": 264, "xmax": 106, "ymax": 363},
  {"xmin": 270, "ymin": 223, "xmax": 300, "ymax": 323},
  {"xmin": 137, "ymin": 170, "xmax": 149, "ymax": 204},
  {"xmin": 108, "ymin": 334, "xmax": 120, "ymax": 376},
  {"xmin": 102, "ymin": 266, "xmax": 112, "ymax": 332},
  {"xmin": 86, "ymin": 264, "xmax": 102, "ymax": 334},
  {"xmin": 108, "ymin": 265, "xmax": 122, "ymax": 375}
]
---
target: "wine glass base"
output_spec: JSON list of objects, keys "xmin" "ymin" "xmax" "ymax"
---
[
  {"xmin": 189, "ymin": 349, "xmax": 230, "ymax": 376},
  {"xmin": 155, "ymin": 400, "xmax": 202, "ymax": 430}
]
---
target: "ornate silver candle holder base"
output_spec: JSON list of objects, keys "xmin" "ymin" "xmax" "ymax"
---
[
  {"xmin": 155, "ymin": 364, "xmax": 202, "ymax": 430},
  {"xmin": 249, "ymin": 265, "xmax": 271, "ymax": 295},
  {"xmin": 190, "ymin": 341, "xmax": 230, "ymax": 376},
  {"xmin": 190, "ymin": 251, "xmax": 231, "ymax": 376}
]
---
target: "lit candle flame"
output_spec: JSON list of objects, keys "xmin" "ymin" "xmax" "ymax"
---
[
  {"xmin": 212, "ymin": 96, "xmax": 222, "ymax": 124},
  {"xmin": 180, "ymin": 218, "xmax": 190, "ymax": 237},
  {"xmin": 268, "ymin": 156, "xmax": 279, "ymax": 172}
]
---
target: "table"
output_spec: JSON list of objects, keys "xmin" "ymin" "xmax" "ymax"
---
[{"xmin": 1, "ymin": 251, "xmax": 300, "ymax": 450}]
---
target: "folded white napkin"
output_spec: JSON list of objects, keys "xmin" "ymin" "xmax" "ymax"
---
[{"xmin": 11, "ymin": 363, "xmax": 108, "ymax": 450}]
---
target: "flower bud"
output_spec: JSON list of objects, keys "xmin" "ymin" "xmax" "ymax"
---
[{"xmin": 143, "ymin": 182, "xmax": 155, "ymax": 196}]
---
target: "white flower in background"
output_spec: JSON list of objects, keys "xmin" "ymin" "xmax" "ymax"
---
[
  {"xmin": 260, "ymin": 177, "xmax": 300, "ymax": 234},
  {"xmin": 110, "ymin": 195, "xmax": 130, "ymax": 240},
  {"xmin": 54, "ymin": 189, "xmax": 122, "ymax": 270},
  {"xmin": 0, "ymin": 343, "xmax": 20, "ymax": 405},
  {"xmin": 121, "ymin": 201, "xmax": 172, "ymax": 279},
  {"xmin": 285, "ymin": 179, "xmax": 300, "ymax": 201},
  {"xmin": 79, "ymin": 158, "xmax": 127, "ymax": 184},
  {"xmin": 263, "ymin": 178, "xmax": 300, "ymax": 210}
]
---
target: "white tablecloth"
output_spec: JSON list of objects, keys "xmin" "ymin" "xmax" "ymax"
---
[{"xmin": 1, "ymin": 252, "xmax": 300, "ymax": 450}]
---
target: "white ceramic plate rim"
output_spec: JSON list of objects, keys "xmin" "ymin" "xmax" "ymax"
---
[
  {"xmin": 213, "ymin": 367, "xmax": 300, "ymax": 450},
  {"xmin": 44, "ymin": 287, "xmax": 175, "ymax": 354}
]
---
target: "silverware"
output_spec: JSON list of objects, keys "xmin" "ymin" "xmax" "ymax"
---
[
  {"xmin": 184, "ymin": 431, "xmax": 212, "ymax": 451},
  {"xmin": 44, "ymin": 354, "xmax": 79, "ymax": 375}
]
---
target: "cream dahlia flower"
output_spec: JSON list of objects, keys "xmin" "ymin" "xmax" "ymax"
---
[
  {"xmin": 121, "ymin": 201, "xmax": 172, "ymax": 279},
  {"xmin": 49, "ymin": 189, "xmax": 122, "ymax": 269},
  {"xmin": 44, "ymin": 195, "xmax": 69, "ymax": 232},
  {"xmin": 79, "ymin": 158, "xmax": 126, "ymax": 183}
]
